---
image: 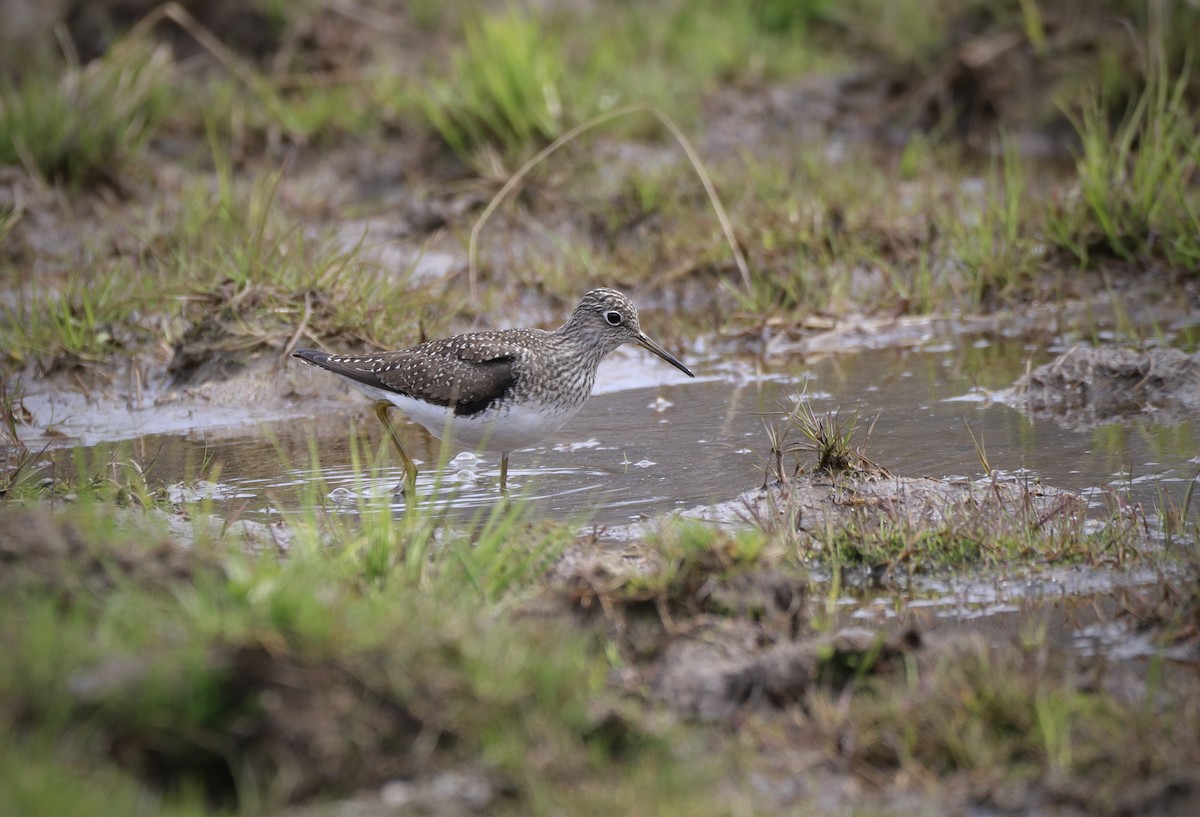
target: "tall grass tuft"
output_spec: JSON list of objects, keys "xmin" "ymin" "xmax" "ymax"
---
[
  {"xmin": 149, "ymin": 135, "xmax": 431, "ymax": 359},
  {"xmin": 0, "ymin": 42, "xmax": 173, "ymax": 186},
  {"xmin": 951, "ymin": 142, "xmax": 1043, "ymax": 305},
  {"xmin": 421, "ymin": 8, "xmax": 566, "ymax": 162},
  {"xmin": 0, "ymin": 266, "xmax": 141, "ymax": 370},
  {"xmin": 1046, "ymin": 66, "xmax": 1200, "ymax": 271}
]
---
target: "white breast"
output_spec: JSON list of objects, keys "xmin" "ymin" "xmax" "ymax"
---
[{"xmin": 341, "ymin": 378, "xmax": 582, "ymax": 453}]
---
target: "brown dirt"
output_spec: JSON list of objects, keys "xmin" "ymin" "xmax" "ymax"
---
[
  {"xmin": 0, "ymin": 505, "xmax": 203, "ymax": 602},
  {"xmin": 1008, "ymin": 345, "xmax": 1200, "ymax": 429},
  {"xmin": 69, "ymin": 644, "xmax": 437, "ymax": 806},
  {"xmin": 649, "ymin": 624, "xmax": 920, "ymax": 721}
]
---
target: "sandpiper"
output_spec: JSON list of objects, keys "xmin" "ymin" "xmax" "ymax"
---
[{"xmin": 293, "ymin": 288, "xmax": 694, "ymax": 493}]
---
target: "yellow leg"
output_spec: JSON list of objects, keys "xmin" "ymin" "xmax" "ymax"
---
[
  {"xmin": 374, "ymin": 401, "xmax": 417, "ymax": 495},
  {"xmin": 500, "ymin": 453, "xmax": 510, "ymax": 495}
]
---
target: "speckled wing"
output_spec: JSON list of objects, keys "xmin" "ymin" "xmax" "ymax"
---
[
  {"xmin": 376, "ymin": 340, "xmax": 520, "ymax": 416},
  {"xmin": 294, "ymin": 338, "xmax": 520, "ymax": 416}
]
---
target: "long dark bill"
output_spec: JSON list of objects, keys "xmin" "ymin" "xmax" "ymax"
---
[{"xmin": 636, "ymin": 333, "xmax": 695, "ymax": 377}]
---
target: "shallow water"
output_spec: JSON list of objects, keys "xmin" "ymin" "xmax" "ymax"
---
[{"xmin": 62, "ymin": 337, "xmax": 1199, "ymax": 529}]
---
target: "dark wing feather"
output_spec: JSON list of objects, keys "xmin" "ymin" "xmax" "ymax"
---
[
  {"xmin": 376, "ymin": 353, "xmax": 517, "ymax": 416},
  {"xmin": 293, "ymin": 342, "xmax": 520, "ymax": 417}
]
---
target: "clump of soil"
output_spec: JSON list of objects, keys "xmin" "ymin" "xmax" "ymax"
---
[
  {"xmin": 642, "ymin": 472, "xmax": 1092, "ymax": 572},
  {"xmin": 550, "ymin": 528, "xmax": 916, "ymax": 722},
  {"xmin": 0, "ymin": 505, "xmax": 203, "ymax": 602},
  {"xmin": 69, "ymin": 644, "xmax": 439, "ymax": 806},
  {"xmin": 166, "ymin": 315, "xmax": 257, "ymax": 386},
  {"xmin": 651, "ymin": 624, "xmax": 920, "ymax": 722},
  {"xmin": 1009, "ymin": 345, "xmax": 1200, "ymax": 429}
]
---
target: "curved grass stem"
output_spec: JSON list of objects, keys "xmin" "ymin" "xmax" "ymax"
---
[{"xmin": 468, "ymin": 103, "xmax": 751, "ymax": 298}]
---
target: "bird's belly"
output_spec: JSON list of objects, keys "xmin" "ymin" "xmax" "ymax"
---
[{"xmin": 345, "ymin": 379, "xmax": 580, "ymax": 453}]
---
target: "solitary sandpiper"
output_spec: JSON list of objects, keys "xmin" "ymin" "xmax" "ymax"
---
[{"xmin": 293, "ymin": 288, "xmax": 694, "ymax": 493}]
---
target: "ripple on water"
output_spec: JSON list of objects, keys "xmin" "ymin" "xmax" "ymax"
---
[{"xmin": 45, "ymin": 337, "xmax": 1200, "ymax": 529}]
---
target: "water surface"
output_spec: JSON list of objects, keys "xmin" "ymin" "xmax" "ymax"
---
[{"xmin": 69, "ymin": 338, "xmax": 1199, "ymax": 529}]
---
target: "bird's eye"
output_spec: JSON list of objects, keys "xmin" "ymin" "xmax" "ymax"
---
[{"xmin": 604, "ymin": 310, "xmax": 623, "ymax": 326}]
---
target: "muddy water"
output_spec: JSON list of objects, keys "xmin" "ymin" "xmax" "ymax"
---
[{"xmin": 60, "ymin": 337, "xmax": 1198, "ymax": 528}]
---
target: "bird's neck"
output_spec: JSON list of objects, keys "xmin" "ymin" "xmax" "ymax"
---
[
  {"xmin": 555, "ymin": 325, "xmax": 615, "ymax": 367},
  {"xmin": 544, "ymin": 328, "xmax": 612, "ymax": 401}
]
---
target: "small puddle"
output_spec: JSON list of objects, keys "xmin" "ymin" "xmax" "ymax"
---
[{"xmin": 41, "ymin": 336, "xmax": 1199, "ymax": 530}]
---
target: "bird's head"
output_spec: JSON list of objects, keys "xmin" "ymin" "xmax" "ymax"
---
[{"xmin": 565, "ymin": 288, "xmax": 694, "ymax": 377}]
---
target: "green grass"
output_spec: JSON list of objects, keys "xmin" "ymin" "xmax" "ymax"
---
[
  {"xmin": 0, "ymin": 203, "xmax": 19, "ymax": 246},
  {"xmin": 826, "ymin": 518, "xmax": 1028, "ymax": 569},
  {"xmin": 420, "ymin": 8, "xmax": 568, "ymax": 166},
  {"xmin": 414, "ymin": 0, "xmax": 838, "ymax": 167},
  {"xmin": 721, "ymin": 143, "xmax": 954, "ymax": 315},
  {"xmin": 835, "ymin": 0, "xmax": 959, "ymax": 69},
  {"xmin": 818, "ymin": 483, "xmax": 1144, "ymax": 572},
  {"xmin": 758, "ymin": 398, "xmax": 879, "ymax": 485},
  {"xmin": 0, "ymin": 733, "xmax": 217, "ymax": 817},
  {"xmin": 139, "ymin": 140, "xmax": 449, "ymax": 367},
  {"xmin": 0, "ymin": 142, "xmax": 444, "ymax": 376},
  {"xmin": 790, "ymin": 401, "xmax": 874, "ymax": 475},
  {"xmin": 0, "ymin": 42, "xmax": 173, "ymax": 186},
  {"xmin": 807, "ymin": 633, "xmax": 1200, "ymax": 814},
  {"xmin": 637, "ymin": 0, "xmax": 831, "ymax": 84},
  {"xmin": 569, "ymin": 0, "xmax": 838, "ymax": 140},
  {"xmin": 627, "ymin": 521, "xmax": 768, "ymax": 599},
  {"xmin": 173, "ymin": 68, "xmax": 392, "ymax": 153},
  {"xmin": 949, "ymin": 143, "xmax": 1045, "ymax": 305},
  {"xmin": 0, "ymin": 265, "xmax": 143, "ymax": 370},
  {"xmin": 1046, "ymin": 67, "xmax": 1200, "ymax": 271}
]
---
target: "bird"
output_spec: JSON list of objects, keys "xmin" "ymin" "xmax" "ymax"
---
[{"xmin": 292, "ymin": 288, "xmax": 694, "ymax": 494}]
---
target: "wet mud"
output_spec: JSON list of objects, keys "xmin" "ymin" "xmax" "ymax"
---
[
  {"xmin": 0, "ymin": 505, "xmax": 204, "ymax": 601},
  {"xmin": 1008, "ymin": 345, "xmax": 1200, "ymax": 429}
]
